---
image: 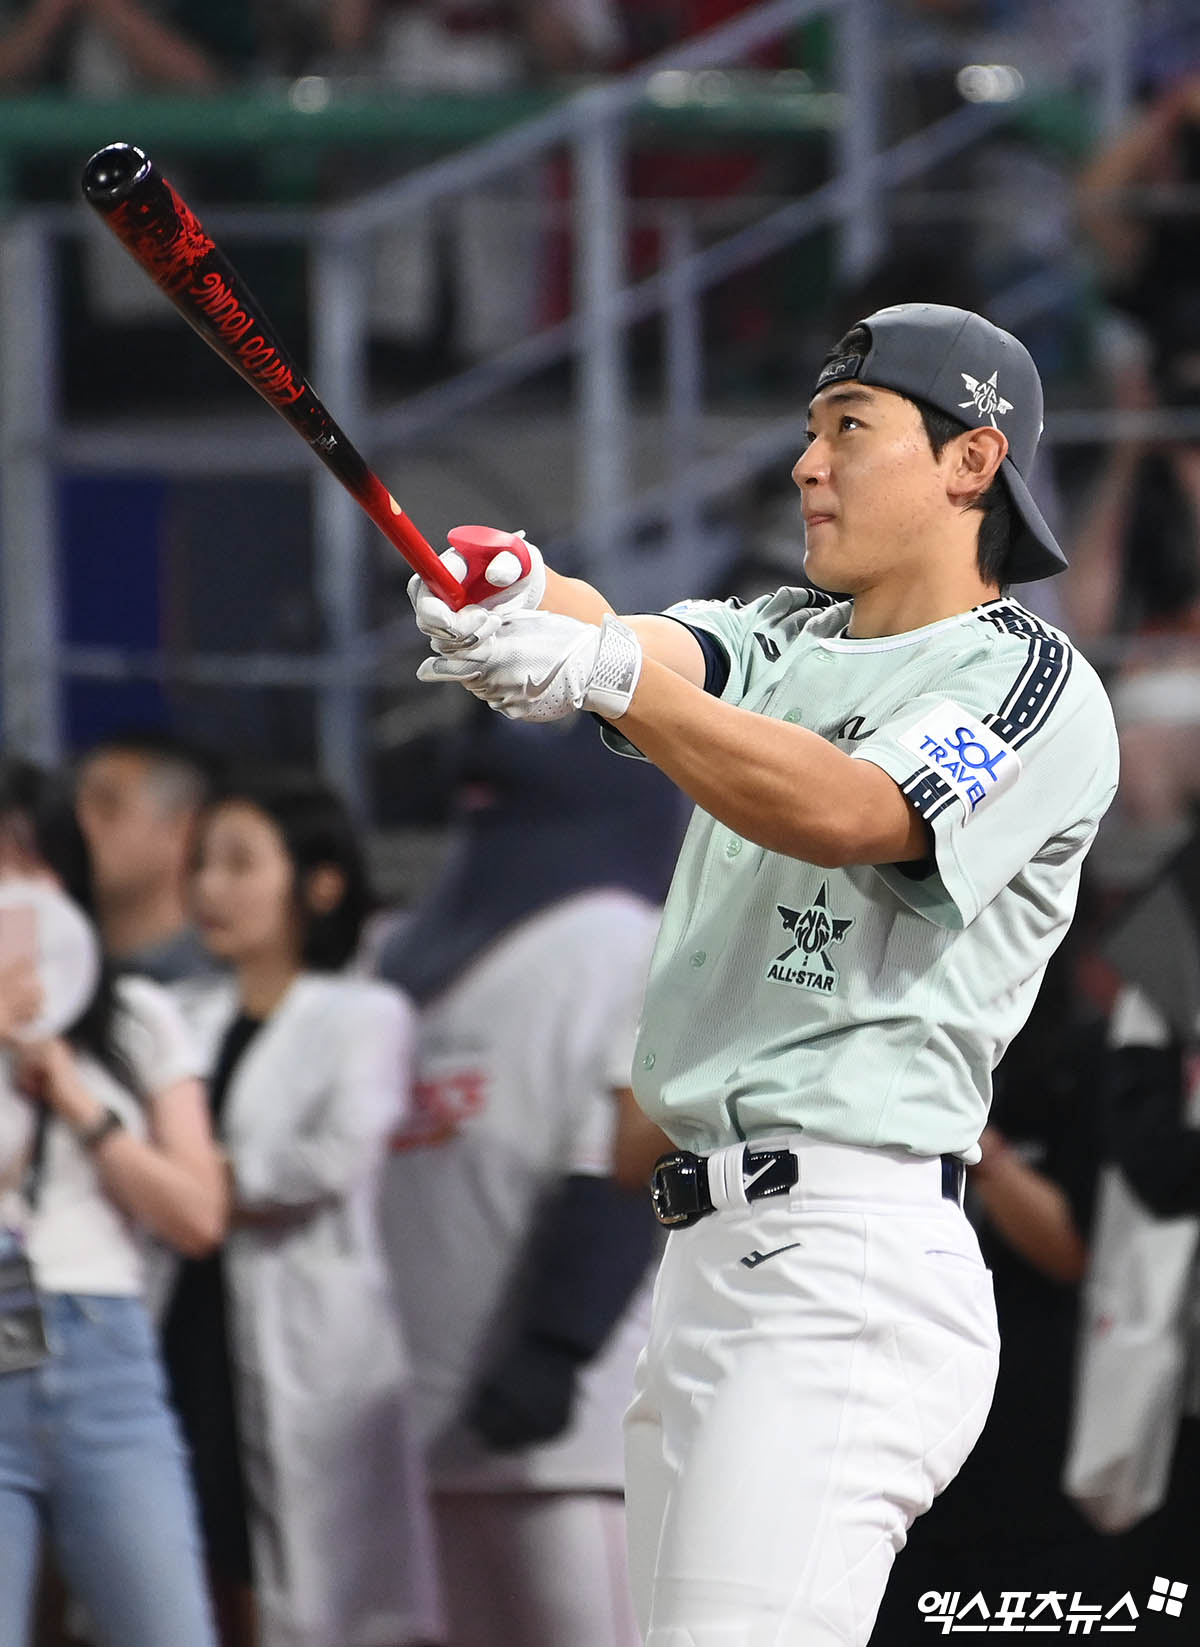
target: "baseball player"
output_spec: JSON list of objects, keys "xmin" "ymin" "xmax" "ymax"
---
[{"xmin": 407, "ymin": 304, "xmax": 1121, "ymax": 1646}]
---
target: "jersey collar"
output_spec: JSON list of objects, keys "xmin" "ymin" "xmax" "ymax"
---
[{"xmin": 815, "ymin": 598, "xmax": 1013, "ymax": 654}]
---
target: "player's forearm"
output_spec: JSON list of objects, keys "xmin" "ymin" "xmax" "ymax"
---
[
  {"xmin": 542, "ymin": 567, "xmax": 615, "ymax": 623},
  {"xmin": 91, "ymin": 1128, "xmax": 228, "ymax": 1257},
  {"xmin": 1078, "ymin": 94, "xmax": 1181, "ymax": 200},
  {"xmin": 30, "ymin": 1057, "xmax": 226, "ymax": 1256},
  {"xmin": 232, "ymin": 1123, "xmax": 384, "ymax": 1210},
  {"xmin": 540, "ymin": 572, "xmax": 706, "ymax": 683},
  {"xmin": 1060, "ymin": 455, "xmax": 1140, "ymax": 639},
  {"xmin": 970, "ymin": 1142, "xmax": 1087, "ymax": 1285},
  {"xmin": 1077, "ymin": 98, "xmax": 1177, "ymax": 275},
  {"xmin": 613, "ymin": 1086, "xmax": 673, "ymax": 1192},
  {"xmin": 612, "ymin": 658, "xmax": 927, "ymax": 867},
  {"xmin": 88, "ymin": 0, "xmax": 220, "ymax": 87},
  {"xmin": 328, "ymin": 0, "xmax": 373, "ymax": 54},
  {"xmin": 0, "ymin": 11, "xmax": 66, "ymax": 82}
]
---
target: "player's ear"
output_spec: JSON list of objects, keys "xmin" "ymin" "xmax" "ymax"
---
[
  {"xmin": 947, "ymin": 425, "xmax": 1007, "ymax": 508},
  {"xmin": 304, "ymin": 863, "xmax": 346, "ymax": 918}
]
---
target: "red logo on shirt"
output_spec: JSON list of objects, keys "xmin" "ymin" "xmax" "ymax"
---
[{"xmin": 389, "ymin": 1068, "xmax": 487, "ymax": 1151}]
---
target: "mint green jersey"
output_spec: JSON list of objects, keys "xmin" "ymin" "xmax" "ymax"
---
[{"xmin": 620, "ymin": 589, "xmax": 1118, "ymax": 1161}]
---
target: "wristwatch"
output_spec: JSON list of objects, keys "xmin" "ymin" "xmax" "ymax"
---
[{"xmin": 77, "ymin": 1107, "xmax": 124, "ymax": 1151}]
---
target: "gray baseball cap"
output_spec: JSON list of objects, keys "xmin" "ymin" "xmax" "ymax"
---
[{"xmin": 813, "ymin": 303, "xmax": 1067, "ymax": 582}]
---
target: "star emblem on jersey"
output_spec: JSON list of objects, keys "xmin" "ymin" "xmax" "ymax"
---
[
  {"xmin": 767, "ymin": 883, "xmax": 854, "ymax": 993},
  {"xmin": 959, "ymin": 369, "xmax": 1013, "ymax": 426}
]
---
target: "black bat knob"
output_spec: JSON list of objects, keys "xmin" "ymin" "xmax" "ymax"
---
[{"xmin": 81, "ymin": 143, "xmax": 151, "ymax": 208}]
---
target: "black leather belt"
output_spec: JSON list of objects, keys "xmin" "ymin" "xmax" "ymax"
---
[{"xmin": 650, "ymin": 1145, "xmax": 966, "ymax": 1229}]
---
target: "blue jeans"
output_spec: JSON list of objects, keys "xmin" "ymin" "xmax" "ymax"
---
[{"xmin": 0, "ymin": 1293, "xmax": 217, "ymax": 1647}]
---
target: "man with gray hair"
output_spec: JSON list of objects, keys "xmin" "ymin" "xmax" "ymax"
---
[{"xmin": 76, "ymin": 728, "xmax": 220, "ymax": 984}]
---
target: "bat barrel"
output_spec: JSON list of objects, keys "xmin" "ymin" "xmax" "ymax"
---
[
  {"xmin": 79, "ymin": 141, "xmax": 467, "ymax": 609},
  {"xmin": 82, "ymin": 143, "xmax": 151, "ymax": 210}
]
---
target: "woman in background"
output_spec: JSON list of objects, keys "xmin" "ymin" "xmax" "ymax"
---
[
  {"xmin": 165, "ymin": 767, "xmax": 442, "ymax": 1647},
  {"xmin": 0, "ymin": 757, "xmax": 224, "ymax": 1647}
]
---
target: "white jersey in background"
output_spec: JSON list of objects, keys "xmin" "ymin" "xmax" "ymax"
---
[{"xmin": 381, "ymin": 889, "xmax": 661, "ymax": 1492}]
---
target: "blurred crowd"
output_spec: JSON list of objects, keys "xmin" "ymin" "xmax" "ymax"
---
[
  {"xmin": 0, "ymin": 1, "xmax": 783, "ymax": 97},
  {"xmin": 0, "ymin": 716, "xmax": 687, "ymax": 1647},
  {"xmin": 1, "ymin": 3, "xmax": 1200, "ymax": 1644},
  {"xmin": 3, "ymin": 676, "xmax": 1200, "ymax": 1647}
]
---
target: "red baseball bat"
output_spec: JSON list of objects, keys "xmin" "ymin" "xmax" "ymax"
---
[{"xmin": 80, "ymin": 143, "xmax": 528, "ymax": 611}]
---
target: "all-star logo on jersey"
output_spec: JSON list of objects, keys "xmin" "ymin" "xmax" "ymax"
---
[
  {"xmin": 959, "ymin": 369, "xmax": 1013, "ymax": 427},
  {"xmin": 766, "ymin": 883, "xmax": 854, "ymax": 993}
]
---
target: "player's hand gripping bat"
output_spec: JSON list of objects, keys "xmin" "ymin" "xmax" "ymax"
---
[{"xmin": 80, "ymin": 142, "xmax": 531, "ymax": 610}]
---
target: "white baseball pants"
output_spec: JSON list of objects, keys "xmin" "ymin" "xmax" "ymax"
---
[{"xmin": 624, "ymin": 1138, "xmax": 1000, "ymax": 1647}]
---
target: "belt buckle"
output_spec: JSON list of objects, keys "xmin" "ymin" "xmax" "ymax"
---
[
  {"xmin": 650, "ymin": 1150, "xmax": 712, "ymax": 1229},
  {"xmin": 941, "ymin": 1155, "xmax": 966, "ymax": 1205}
]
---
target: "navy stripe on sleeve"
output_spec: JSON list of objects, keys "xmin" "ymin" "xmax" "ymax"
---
[
  {"xmin": 977, "ymin": 605, "xmax": 1073, "ymax": 751},
  {"xmin": 900, "ymin": 768, "xmax": 957, "ymax": 821},
  {"xmin": 663, "ymin": 618, "xmax": 731, "ymax": 697}
]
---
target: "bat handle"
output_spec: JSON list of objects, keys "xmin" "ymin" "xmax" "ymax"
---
[
  {"xmin": 359, "ymin": 478, "xmax": 472, "ymax": 610},
  {"xmin": 445, "ymin": 526, "xmax": 534, "ymax": 608}
]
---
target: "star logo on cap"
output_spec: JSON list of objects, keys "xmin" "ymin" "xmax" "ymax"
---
[{"xmin": 959, "ymin": 370, "xmax": 1013, "ymax": 427}]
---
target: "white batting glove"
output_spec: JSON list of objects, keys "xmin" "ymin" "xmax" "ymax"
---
[
  {"xmin": 407, "ymin": 530, "xmax": 546, "ymax": 655},
  {"xmin": 407, "ymin": 563, "xmax": 499, "ymax": 657},
  {"xmin": 417, "ymin": 609, "xmax": 642, "ymax": 723}
]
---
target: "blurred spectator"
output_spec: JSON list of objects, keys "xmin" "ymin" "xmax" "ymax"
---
[
  {"xmin": 612, "ymin": 1083, "xmax": 672, "ymax": 1193},
  {"xmin": 254, "ymin": 0, "xmax": 373, "ymax": 78},
  {"xmin": 364, "ymin": 0, "xmax": 624, "ymax": 371},
  {"xmin": 869, "ymin": 892, "xmax": 1115, "ymax": 1640},
  {"xmin": 0, "ymin": 757, "xmax": 226, "ymax": 1647},
  {"xmin": 166, "ymin": 768, "xmax": 442, "ymax": 1647},
  {"xmin": 1073, "ymin": 832, "xmax": 1200, "ymax": 1614},
  {"xmin": 612, "ymin": 2, "xmax": 812, "ymax": 396},
  {"xmin": 1135, "ymin": 2, "xmax": 1200, "ymax": 94},
  {"xmin": 75, "ymin": 730, "xmax": 221, "ymax": 985},
  {"xmin": 1078, "ymin": 72, "xmax": 1200, "ymax": 336},
  {"xmin": 1062, "ymin": 341, "xmax": 1200, "ymax": 879},
  {"xmin": 0, "ymin": 1, "xmax": 259, "ymax": 335},
  {"xmin": 1076, "ymin": 69, "xmax": 1200, "ymax": 460},
  {"xmin": 368, "ymin": 0, "xmax": 622, "ymax": 83},
  {"xmin": 616, "ymin": 1, "xmax": 769, "ymax": 60},
  {"xmin": 1070, "ymin": 80, "xmax": 1200, "ymax": 876},
  {"xmin": 375, "ymin": 711, "xmax": 685, "ymax": 1647},
  {"xmin": 886, "ymin": 0, "xmax": 1094, "ymax": 87},
  {"xmin": 0, "ymin": 0, "xmax": 253, "ymax": 93}
]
